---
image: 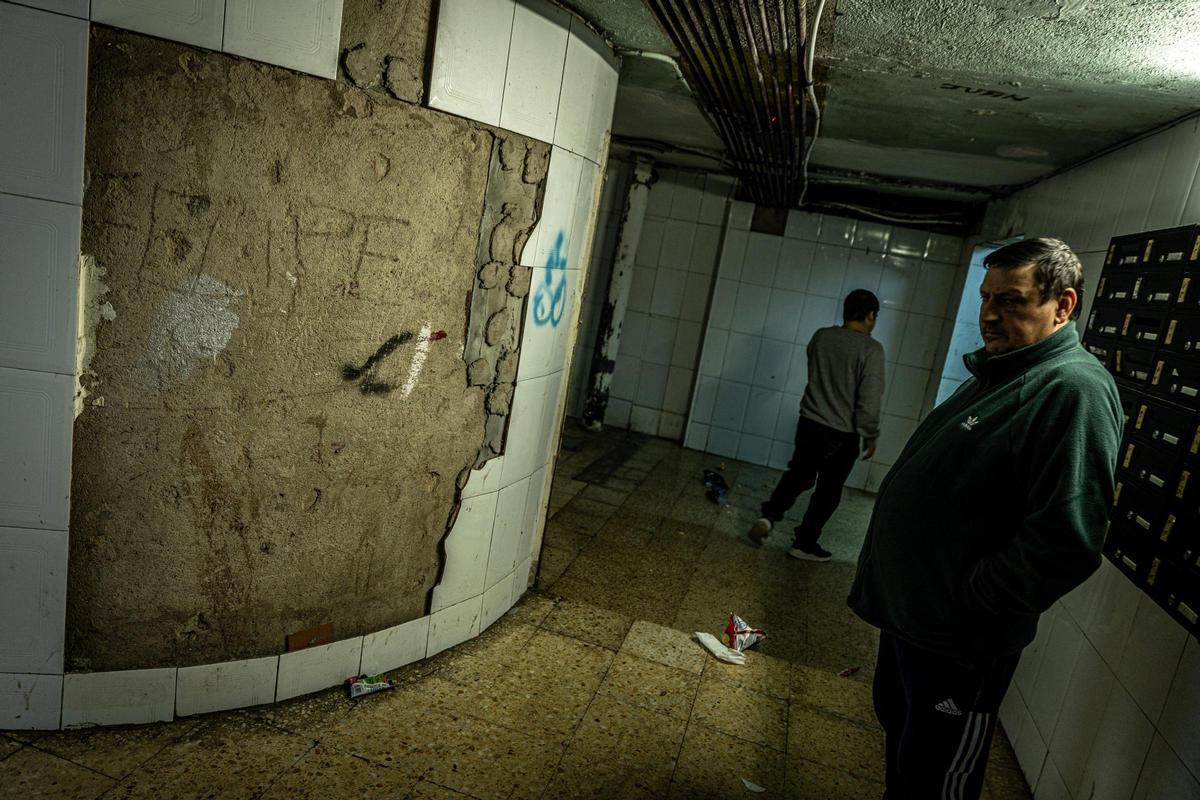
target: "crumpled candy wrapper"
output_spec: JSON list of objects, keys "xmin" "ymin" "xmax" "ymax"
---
[{"xmin": 722, "ymin": 613, "xmax": 766, "ymax": 652}]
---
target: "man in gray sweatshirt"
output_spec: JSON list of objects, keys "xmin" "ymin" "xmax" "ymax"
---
[{"xmin": 748, "ymin": 289, "xmax": 885, "ymax": 560}]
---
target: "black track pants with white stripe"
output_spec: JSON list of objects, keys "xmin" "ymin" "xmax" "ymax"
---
[{"xmin": 872, "ymin": 631, "xmax": 1021, "ymax": 800}]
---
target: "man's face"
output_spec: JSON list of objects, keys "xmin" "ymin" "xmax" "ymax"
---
[{"xmin": 978, "ymin": 263, "xmax": 1073, "ymax": 355}]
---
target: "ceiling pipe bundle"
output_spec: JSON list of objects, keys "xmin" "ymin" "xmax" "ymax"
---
[{"xmin": 644, "ymin": 0, "xmax": 808, "ymax": 207}]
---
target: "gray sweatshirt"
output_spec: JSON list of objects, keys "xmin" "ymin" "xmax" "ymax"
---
[{"xmin": 799, "ymin": 326, "xmax": 886, "ymax": 446}]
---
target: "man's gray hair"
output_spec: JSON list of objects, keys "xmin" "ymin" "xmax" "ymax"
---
[{"xmin": 983, "ymin": 237, "xmax": 1085, "ymax": 319}]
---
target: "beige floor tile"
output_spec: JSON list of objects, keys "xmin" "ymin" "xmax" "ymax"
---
[
  {"xmin": 578, "ymin": 484, "xmax": 629, "ymax": 507},
  {"xmin": 543, "ymin": 519, "xmax": 595, "ymax": 552},
  {"xmin": 603, "ymin": 509, "xmax": 664, "ymax": 535},
  {"xmin": 788, "ymin": 706, "xmax": 885, "ymax": 783},
  {"xmin": 109, "ymin": 715, "xmax": 314, "ymax": 800},
  {"xmin": 692, "ymin": 675, "xmax": 788, "ymax": 751},
  {"xmin": 555, "ymin": 500, "xmax": 615, "ymax": 532},
  {"xmin": 405, "ymin": 780, "xmax": 477, "ymax": 799},
  {"xmin": 621, "ymin": 621, "xmax": 708, "ymax": 674},
  {"xmin": 249, "ymin": 685, "xmax": 356, "ymax": 740},
  {"xmin": 541, "ymin": 598, "xmax": 633, "ymax": 650},
  {"xmin": 787, "ymin": 756, "xmax": 885, "ymax": 800},
  {"xmin": 0, "ymin": 747, "xmax": 114, "ymax": 800},
  {"xmin": 703, "ymin": 649, "xmax": 792, "ymax": 701},
  {"xmin": 419, "ymin": 711, "xmax": 564, "ymax": 800},
  {"xmin": 671, "ymin": 722, "xmax": 786, "ymax": 798},
  {"xmin": 260, "ymin": 745, "xmax": 416, "ymax": 798},
  {"xmin": 15, "ymin": 718, "xmax": 199, "ymax": 780},
  {"xmin": 597, "ymin": 653, "xmax": 701, "ymax": 721},
  {"xmin": 0, "ymin": 736, "xmax": 22, "ymax": 760},
  {"xmin": 545, "ymin": 694, "xmax": 686, "ymax": 799},
  {"xmin": 535, "ymin": 544, "xmax": 578, "ymax": 588},
  {"xmin": 791, "ymin": 664, "xmax": 878, "ymax": 729},
  {"xmin": 503, "ymin": 591, "xmax": 558, "ymax": 627}
]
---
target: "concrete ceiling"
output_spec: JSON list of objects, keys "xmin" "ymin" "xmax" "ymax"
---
[{"xmin": 561, "ymin": 0, "xmax": 1200, "ymax": 225}]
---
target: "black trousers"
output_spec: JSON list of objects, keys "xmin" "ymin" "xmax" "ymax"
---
[
  {"xmin": 873, "ymin": 631, "xmax": 1021, "ymax": 800},
  {"xmin": 761, "ymin": 416, "xmax": 859, "ymax": 546}
]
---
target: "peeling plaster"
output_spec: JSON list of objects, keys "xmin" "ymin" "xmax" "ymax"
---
[
  {"xmin": 74, "ymin": 255, "xmax": 116, "ymax": 419},
  {"xmin": 130, "ymin": 274, "xmax": 244, "ymax": 390}
]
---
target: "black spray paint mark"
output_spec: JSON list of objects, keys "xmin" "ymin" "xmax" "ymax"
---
[
  {"xmin": 342, "ymin": 330, "xmax": 447, "ymax": 395},
  {"xmin": 940, "ymin": 83, "xmax": 1029, "ymax": 102}
]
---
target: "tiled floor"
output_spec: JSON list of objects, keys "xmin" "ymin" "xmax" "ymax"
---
[{"xmin": 0, "ymin": 424, "xmax": 1032, "ymax": 799}]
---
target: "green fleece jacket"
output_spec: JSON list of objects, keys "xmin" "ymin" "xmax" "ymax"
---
[{"xmin": 848, "ymin": 322, "xmax": 1122, "ymax": 658}]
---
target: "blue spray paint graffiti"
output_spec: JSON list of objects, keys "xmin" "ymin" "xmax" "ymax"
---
[{"xmin": 532, "ymin": 230, "xmax": 568, "ymax": 327}]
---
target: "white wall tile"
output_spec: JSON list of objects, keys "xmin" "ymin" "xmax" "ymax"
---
[
  {"xmin": 462, "ymin": 456, "xmax": 505, "ymax": 499},
  {"xmin": 627, "ymin": 265, "xmax": 655, "ymax": 314},
  {"xmin": 643, "ymin": 316, "xmax": 677, "ymax": 366},
  {"xmin": 223, "ymin": 0, "xmax": 344, "ymax": 80},
  {"xmin": 651, "ymin": 268, "xmax": 687, "ymax": 318},
  {"xmin": 926, "ymin": 233, "xmax": 963, "ymax": 265},
  {"xmin": 721, "ymin": 333, "xmax": 760, "ymax": 384},
  {"xmin": 1035, "ymin": 758, "xmax": 1070, "ymax": 800},
  {"xmin": 0, "ymin": 2, "xmax": 87, "ymax": 205},
  {"xmin": 731, "ymin": 283, "xmax": 771, "ymax": 336},
  {"xmin": 359, "ymin": 616, "xmax": 429, "ymax": 676},
  {"xmin": 784, "ymin": 347, "xmax": 808, "ymax": 396},
  {"xmin": 511, "ymin": 556, "xmax": 533, "ymax": 605},
  {"xmin": 93, "ymin": 0, "xmax": 226, "ymax": 51},
  {"xmin": 809, "ymin": 245, "xmax": 849, "ymax": 298},
  {"xmin": 718, "ymin": 229, "xmax": 748, "ymax": 280},
  {"xmin": 499, "ymin": 0, "xmax": 569, "ymax": 143},
  {"xmin": 663, "ymin": 366, "xmax": 693, "ymax": 415},
  {"xmin": 17, "ymin": 1, "xmax": 88, "ymax": 18},
  {"xmin": 763, "ymin": 290, "xmax": 805, "ymax": 343},
  {"xmin": 501, "ymin": 372, "xmax": 551, "ymax": 484},
  {"xmin": 629, "ymin": 405, "xmax": 658, "ymax": 435},
  {"xmin": 636, "ymin": 219, "xmax": 665, "ymax": 267},
  {"xmin": 690, "ymin": 375, "xmax": 717, "ymax": 423},
  {"xmin": 842, "ymin": 250, "xmax": 883, "ymax": 295},
  {"xmin": 742, "ymin": 233, "xmax": 781, "ymax": 287},
  {"xmin": 785, "ymin": 210, "xmax": 820, "ymax": 241},
  {"xmin": 728, "ymin": 200, "xmax": 753, "ymax": 230},
  {"xmin": 1133, "ymin": 735, "xmax": 1200, "ymax": 800},
  {"xmin": 619, "ymin": 311, "xmax": 648, "ymax": 359},
  {"xmin": 431, "ymin": 491, "xmax": 498, "ymax": 612},
  {"xmin": 518, "ymin": 465, "xmax": 546, "ymax": 566},
  {"xmin": 176, "ymin": 656, "xmax": 278, "ymax": 716},
  {"xmin": 275, "ymin": 637, "xmax": 362, "ymax": 702},
  {"xmin": 428, "ymin": 0, "xmax": 514, "ymax": 125},
  {"xmin": 883, "ymin": 365, "xmax": 929, "ymax": 421},
  {"xmin": 1075, "ymin": 682, "xmax": 1154, "ymax": 800},
  {"xmin": 485, "ymin": 476, "xmax": 529, "ymax": 590},
  {"xmin": 0, "ymin": 526, "xmax": 66, "ymax": 674},
  {"xmin": 737, "ymin": 434, "xmax": 771, "ymax": 466},
  {"xmin": 910, "ymin": 261, "xmax": 957, "ymax": 319},
  {"xmin": 1158, "ymin": 637, "xmax": 1200, "ymax": 781},
  {"xmin": 635, "ymin": 361, "xmax": 668, "ymax": 409},
  {"xmin": 0, "ymin": 672, "xmax": 60, "ymax": 729},
  {"xmin": 742, "ymin": 387, "xmax": 782, "ymax": 439},
  {"xmin": 690, "ymin": 224, "xmax": 722, "ymax": 276},
  {"xmin": 519, "ymin": 264, "xmax": 580, "ymax": 380},
  {"xmin": 604, "ymin": 397, "xmax": 631, "ymax": 428},
  {"xmin": 481, "ymin": 571, "xmax": 515, "ymax": 631},
  {"xmin": 554, "ymin": 19, "xmax": 617, "ymax": 163},
  {"xmin": 711, "ymin": 380, "xmax": 750, "ymax": 430},
  {"xmin": 753, "ymin": 338, "xmax": 791, "ymax": 391},
  {"xmin": 679, "ymin": 273, "xmax": 711, "ymax": 323},
  {"xmin": 657, "ymin": 411, "xmax": 684, "ymax": 440},
  {"xmin": 768, "ymin": 440, "xmax": 791, "ymax": 470},
  {"xmin": 879, "ymin": 255, "xmax": 921, "ymax": 311},
  {"xmin": 669, "ymin": 172, "xmax": 704, "ymax": 221},
  {"xmin": 683, "ymin": 422, "xmax": 708, "ymax": 451},
  {"xmin": 795, "ymin": 295, "xmax": 838, "ymax": 345},
  {"xmin": 871, "ymin": 309, "xmax": 908, "ymax": 359},
  {"xmin": 62, "ymin": 668, "xmax": 176, "ymax": 727},
  {"xmin": 888, "ymin": 227, "xmax": 929, "ymax": 258},
  {"xmin": 0, "ymin": 193, "xmax": 80, "ymax": 374},
  {"xmin": 1116, "ymin": 593, "xmax": 1189, "ymax": 724},
  {"xmin": 864, "ymin": 461, "xmax": 891, "ymax": 492},
  {"xmin": 1014, "ymin": 701, "xmax": 1049, "ymax": 788},
  {"xmin": 672, "ymin": 320, "xmax": 702, "ymax": 368},
  {"xmin": 698, "ymin": 329, "xmax": 727, "ymax": 377},
  {"xmin": 852, "ymin": 221, "xmax": 890, "ymax": 252},
  {"xmin": 999, "ymin": 685, "xmax": 1024, "ymax": 746},
  {"xmin": 1028, "ymin": 611, "xmax": 1084, "ymax": 742},
  {"xmin": 1048, "ymin": 639, "xmax": 1114, "ymax": 792},
  {"xmin": 818, "ymin": 214, "xmax": 856, "ymax": 246},
  {"xmin": 706, "ymin": 426, "xmax": 740, "ymax": 459},
  {"xmin": 874, "ymin": 414, "xmax": 916, "ymax": 464},
  {"xmin": 645, "ymin": 170, "xmax": 675, "ymax": 218},
  {"xmin": 897, "ymin": 313, "xmax": 942, "ymax": 369},
  {"xmin": 427, "ymin": 595, "xmax": 483, "ymax": 657},
  {"xmin": 775, "ymin": 239, "xmax": 814, "ymax": 292},
  {"xmin": 698, "ymin": 177, "xmax": 732, "ymax": 225},
  {"xmin": 659, "ymin": 220, "xmax": 696, "ymax": 271},
  {"xmin": 1078, "ymin": 564, "xmax": 1141, "ymax": 671},
  {"xmin": 0, "ymin": 367, "xmax": 73, "ymax": 531}
]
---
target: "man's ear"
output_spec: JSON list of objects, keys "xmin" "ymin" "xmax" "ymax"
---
[{"xmin": 1056, "ymin": 288, "xmax": 1078, "ymax": 323}]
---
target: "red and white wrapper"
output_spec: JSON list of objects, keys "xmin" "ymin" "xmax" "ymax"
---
[{"xmin": 722, "ymin": 613, "xmax": 766, "ymax": 652}]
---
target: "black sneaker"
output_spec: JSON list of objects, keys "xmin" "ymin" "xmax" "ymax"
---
[{"xmin": 788, "ymin": 543, "xmax": 832, "ymax": 562}]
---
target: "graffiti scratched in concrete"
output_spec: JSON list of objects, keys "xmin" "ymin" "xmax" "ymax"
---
[{"xmin": 532, "ymin": 230, "xmax": 567, "ymax": 327}]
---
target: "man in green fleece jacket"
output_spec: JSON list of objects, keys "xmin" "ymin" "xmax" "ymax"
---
[{"xmin": 848, "ymin": 237, "xmax": 1122, "ymax": 799}]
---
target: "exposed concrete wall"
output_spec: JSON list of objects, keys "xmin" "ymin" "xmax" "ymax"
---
[{"xmin": 67, "ymin": 11, "xmax": 547, "ymax": 671}]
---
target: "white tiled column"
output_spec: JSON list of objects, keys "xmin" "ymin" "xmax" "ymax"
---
[{"xmin": 0, "ymin": 0, "xmax": 88, "ymax": 730}]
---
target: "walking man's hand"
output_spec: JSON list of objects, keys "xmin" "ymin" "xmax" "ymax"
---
[{"xmin": 862, "ymin": 445, "xmax": 876, "ymax": 461}]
